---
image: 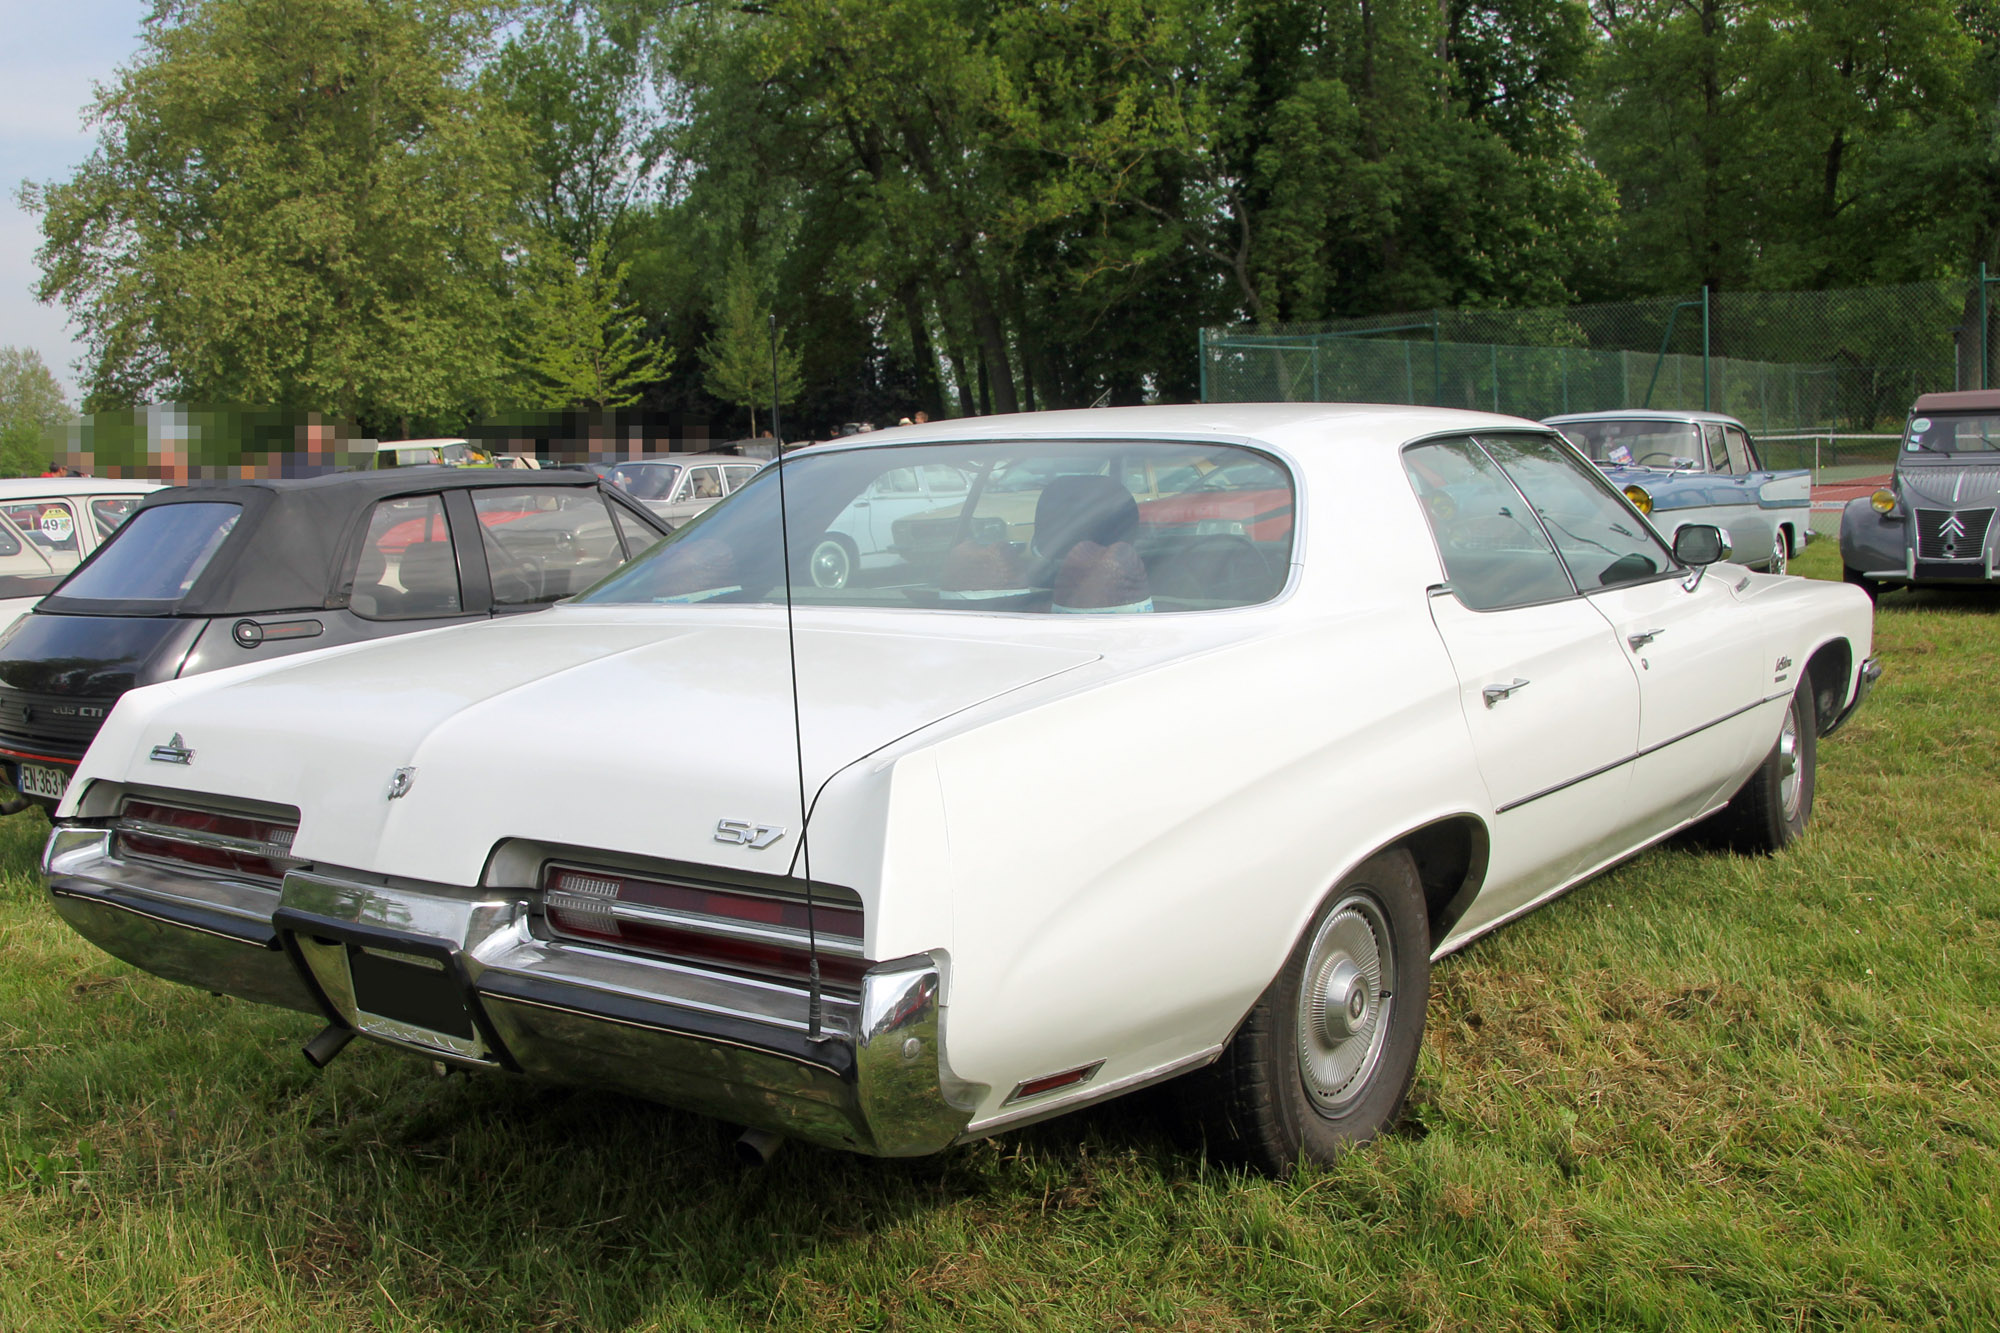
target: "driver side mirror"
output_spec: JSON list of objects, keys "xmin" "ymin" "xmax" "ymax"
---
[{"xmin": 1672, "ymin": 524, "xmax": 1730, "ymax": 566}]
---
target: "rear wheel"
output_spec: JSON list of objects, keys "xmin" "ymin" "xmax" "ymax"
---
[
  {"xmin": 1187, "ymin": 849, "xmax": 1429, "ymax": 1175},
  {"xmin": 1705, "ymin": 677, "xmax": 1817, "ymax": 853},
  {"xmin": 1769, "ymin": 527, "xmax": 1790, "ymax": 575}
]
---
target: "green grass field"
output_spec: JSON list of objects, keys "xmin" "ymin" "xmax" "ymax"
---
[{"xmin": 5, "ymin": 542, "xmax": 1997, "ymax": 1331}]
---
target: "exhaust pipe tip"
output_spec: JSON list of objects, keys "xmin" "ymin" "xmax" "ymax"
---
[
  {"xmin": 734, "ymin": 1127, "xmax": 785, "ymax": 1167},
  {"xmin": 301, "ymin": 1023, "xmax": 354, "ymax": 1069}
]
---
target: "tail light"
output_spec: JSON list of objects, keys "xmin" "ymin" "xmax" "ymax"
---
[
  {"xmin": 540, "ymin": 863, "xmax": 867, "ymax": 987},
  {"xmin": 116, "ymin": 799, "xmax": 302, "ymax": 882}
]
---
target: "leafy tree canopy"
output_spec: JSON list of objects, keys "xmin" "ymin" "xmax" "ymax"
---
[
  {"xmin": 509, "ymin": 236, "xmax": 675, "ymax": 411},
  {"xmin": 0, "ymin": 348, "xmax": 72, "ymax": 477}
]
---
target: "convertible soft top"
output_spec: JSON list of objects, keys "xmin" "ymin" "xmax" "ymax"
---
[{"xmin": 39, "ymin": 468, "xmax": 609, "ymax": 618}]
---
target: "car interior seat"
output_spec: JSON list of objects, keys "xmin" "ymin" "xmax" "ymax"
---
[{"xmin": 391, "ymin": 541, "xmax": 462, "ymax": 618}]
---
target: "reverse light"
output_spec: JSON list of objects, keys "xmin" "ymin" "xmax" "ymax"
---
[
  {"xmin": 1871, "ymin": 489, "xmax": 1897, "ymax": 514},
  {"xmin": 1623, "ymin": 485, "xmax": 1652, "ymax": 515},
  {"xmin": 541, "ymin": 864, "xmax": 867, "ymax": 986},
  {"xmin": 116, "ymin": 799, "xmax": 301, "ymax": 882}
]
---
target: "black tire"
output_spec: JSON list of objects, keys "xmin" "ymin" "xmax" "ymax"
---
[
  {"xmin": 1186, "ymin": 848, "xmax": 1429, "ymax": 1175},
  {"xmin": 1705, "ymin": 677, "xmax": 1817, "ymax": 854},
  {"xmin": 806, "ymin": 535, "xmax": 857, "ymax": 590},
  {"xmin": 1842, "ymin": 565, "xmax": 1880, "ymax": 602}
]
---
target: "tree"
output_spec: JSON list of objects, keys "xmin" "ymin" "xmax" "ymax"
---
[
  {"xmin": 21, "ymin": 0, "xmax": 527, "ymax": 432},
  {"xmin": 701, "ymin": 253, "xmax": 803, "ymax": 436},
  {"xmin": 509, "ymin": 237, "xmax": 675, "ymax": 410},
  {"xmin": 0, "ymin": 348, "xmax": 70, "ymax": 476}
]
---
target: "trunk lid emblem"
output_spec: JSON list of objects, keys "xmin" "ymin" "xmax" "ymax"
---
[{"xmin": 148, "ymin": 733, "xmax": 194, "ymax": 765}]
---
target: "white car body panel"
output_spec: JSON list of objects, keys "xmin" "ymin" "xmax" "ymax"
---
[{"xmin": 49, "ymin": 404, "xmax": 1878, "ymax": 1149}]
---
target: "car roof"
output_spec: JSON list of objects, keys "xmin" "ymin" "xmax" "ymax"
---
[
  {"xmin": 1910, "ymin": 389, "xmax": 2000, "ymax": 412},
  {"xmin": 44, "ymin": 467, "xmax": 634, "ymax": 618},
  {"xmin": 1543, "ymin": 409, "xmax": 1747, "ymax": 427},
  {"xmin": 783, "ymin": 403, "xmax": 1545, "ymax": 463},
  {"xmin": 0, "ymin": 477, "xmax": 166, "ymax": 497}
]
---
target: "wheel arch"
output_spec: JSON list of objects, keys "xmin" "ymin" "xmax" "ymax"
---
[
  {"xmin": 1803, "ymin": 637, "xmax": 1853, "ymax": 737},
  {"xmin": 1393, "ymin": 814, "xmax": 1491, "ymax": 944}
]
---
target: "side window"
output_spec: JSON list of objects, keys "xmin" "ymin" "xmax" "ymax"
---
[
  {"xmin": 1723, "ymin": 425, "xmax": 1757, "ymax": 473},
  {"xmin": 350, "ymin": 494, "xmax": 460, "ymax": 620},
  {"xmin": 475, "ymin": 489, "xmax": 631, "ymax": 605},
  {"xmin": 1403, "ymin": 438, "xmax": 1575, "ymax": 611},
  {"xmin": 687, "ymin": 467, "xmax": 724, "ymax": 500},
  {"xmin": 876, "ymin": 467, "xmax": 921, "ymax": 495},
  {"xmin": 1701, "ymin": 423, "xmax": 1731, "ymax": 474},
  {"xmin": 90, "ymin": 495, "xmax": 145, "ymax": 539},
  {"xmin": 723, "ymin": 465, "xmax": 759, "ymax": 492},
  {"xmin": 922, "ymin": 464, "xmax": 968, "ymax": 495},
  {"xmin": 1479, "ymin": 434, "xmax": 1676, "ymax": 591},
  {"xmin": 1, "ymin": 500, "xmax": 83, "ymax": 574}
]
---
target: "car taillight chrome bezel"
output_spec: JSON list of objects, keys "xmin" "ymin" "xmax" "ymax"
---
[
  {"xmin": 114, "ymin": 797, "xmax": 303, "ymax": 884},
  {"xmin": 537, "ymin": 860, "xmax": 869, "ymax": 988}
]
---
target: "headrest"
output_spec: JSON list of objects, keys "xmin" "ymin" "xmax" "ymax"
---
[
  {"xmin": 398, "ymin": 541, "xmax": 459, "ymax": 595},
  {"xmin": 1032, "ymin": 474, "xmax": 1137, "ymax": 558}
]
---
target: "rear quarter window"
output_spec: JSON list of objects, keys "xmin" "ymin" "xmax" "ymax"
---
[{"xmin": 58, "ymin": 502, "xmax": 242, "ymax": 603}]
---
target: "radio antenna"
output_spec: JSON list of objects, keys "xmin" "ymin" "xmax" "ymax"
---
[{"xmin": 769, "ymin": 311, "xmax": 823, "ymax": 1040}]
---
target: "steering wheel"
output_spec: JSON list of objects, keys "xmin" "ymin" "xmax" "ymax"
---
[{"xmin": 1633, "ymin": 452, "xmax": 1679, "ymax": 467}]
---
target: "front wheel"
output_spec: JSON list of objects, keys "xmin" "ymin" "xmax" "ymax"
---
[
  {"xmin": 1187, "ymin": 848, "xmax": 1429, "ymax": 1175},
  {"xmin": 1705, "ymin": 676, "xmax": 1817, "ymax": 853}
]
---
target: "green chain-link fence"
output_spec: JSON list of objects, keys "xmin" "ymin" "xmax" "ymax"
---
[{"xmin": 1200, "ymin": 278, "xmax": 1998, "ymax": 476}]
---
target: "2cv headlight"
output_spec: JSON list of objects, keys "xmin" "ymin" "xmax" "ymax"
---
[
  {"xmin": 1623, "ymin": 485, "xmax": 1652, "ymax": 516},
  {"xmin": 1871, "ymin": 489, "xmax": 1897, "ymax": 514}
]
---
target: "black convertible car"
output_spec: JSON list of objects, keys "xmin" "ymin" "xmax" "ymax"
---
[{"xmin": 0, "ymin": 468, "xmax": 670, "ymax": 810}]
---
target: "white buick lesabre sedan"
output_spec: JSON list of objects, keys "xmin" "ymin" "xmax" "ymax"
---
[{"xmin": 42, "ymin": 405, "xmax": 1878, "ymax": 1175}]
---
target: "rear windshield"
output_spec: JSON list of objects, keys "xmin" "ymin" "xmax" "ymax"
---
[
  {"xmin": 576, "ymin": 439, "xmax": 1295, "ymax": 614},
  {"xmin": 57, "ymin": 502, "xmax": 242, "ymax": 603}
]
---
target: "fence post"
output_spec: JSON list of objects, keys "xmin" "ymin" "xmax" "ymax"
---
[
  {"xmin": 1404, "ymin": 340, "xmax": 1414, "ymax": 402},
  {"xmin": 1198, "ymin": 327, "xmax": 1209, "ymax": 403},
  {"xmin": 1431, "ymin": 315, "xmax": 1442, "ymax": 403},
  {"xmin": 1561, "ymin": 346, "xmax": 1569, "ymax": 413},
  {"xmin": 1490, "ymin": 342, "xmax": 1499, "ymax": 412},
  {"xmin": 1983, "ymin": 264, "xmax": 1990, "ymax": 392},
  {"xmin": 1701, "ymin": 285, "xmax": 1711, "ymax": 411}
]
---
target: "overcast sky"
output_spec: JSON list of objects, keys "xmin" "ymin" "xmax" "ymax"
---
[{"xmin": 1, "ymin": 1, "xmax": 152, "ymax": 403}]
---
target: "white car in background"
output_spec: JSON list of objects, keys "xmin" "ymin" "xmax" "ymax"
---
[
  {"xmin": 42, "ymin": 406, "xmax": 1877, "ymax": 1175},
  {"xmin": 0, "ymin": 477, "xmax": 163, "ymax": 635}
]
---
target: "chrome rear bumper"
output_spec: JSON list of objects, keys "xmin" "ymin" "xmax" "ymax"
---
[{"xmin": 43, "ymin": 828, "xmax": 977, "ymax": 1155}]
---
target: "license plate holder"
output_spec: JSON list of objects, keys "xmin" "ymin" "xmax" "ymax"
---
[
  {"xmin": 16, "ymin": 762, "xmax": 69, "ymax": 801},
  {"xmin": 348, "ymin": 947, "xmax": 476, "ymax": 1040}
]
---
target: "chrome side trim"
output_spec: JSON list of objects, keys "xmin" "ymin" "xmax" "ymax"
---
[
  {"xmin": 1821, "ymin": 655, "xmax": 1882, "ymax": 738},
  {"xmin": 1493, "ymin": 691, "xmax": 1790, "ymax": 815}
]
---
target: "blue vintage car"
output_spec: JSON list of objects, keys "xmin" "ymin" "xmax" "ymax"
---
[
  {"xmin": 1544, "ymin": 410, "xmax": 1813, "ymax": 573},
  {"xmin": 1840, "ymin": 389, "xmax": 2000, "ymax": 597}
]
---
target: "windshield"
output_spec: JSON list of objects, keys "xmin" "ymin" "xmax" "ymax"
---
[
  {"xmin": 575, "ymin": 440, "xmax": 1295, "ymax": 613},
  {"xmin": 56, "ymin": 502, "xmax": 242, "ymax": 603},
  {"xmin": 1554, "ymin": 419, "xmax": 1703, "ymax": 470},
  {"xmin": 1905, "ymin": 412, "xmax": 2000, "ymax": 455}
]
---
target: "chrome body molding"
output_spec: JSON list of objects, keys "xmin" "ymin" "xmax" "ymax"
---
[
  {"xmin": 1821, "ymin": 655, "xmax": 1883, "ymax": 739},
  {"xmin": 42, "ymin": 832, "xmax": 980, "ymax": 1155}
]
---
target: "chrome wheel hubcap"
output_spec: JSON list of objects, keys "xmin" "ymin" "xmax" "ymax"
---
[
  {"xmin": 1773, "ymin": 532, "xmax": 1788, "ymax": 574},
  {"xmin": 1297, "ymin": 892, "xmax": 1395, "ymax": 1114},
  {"xmin": 1778, "ymin": 698, "xmax": 1803, "ymax": 820},
  {"xmin": 809, "ymin": 542, "xmax": 850, "ymax": 589}
]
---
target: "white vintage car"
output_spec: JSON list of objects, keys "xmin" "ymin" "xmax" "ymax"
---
[{"xmin": 42, "ymin": 405, "xmax": 1878, "ymax": 1174}]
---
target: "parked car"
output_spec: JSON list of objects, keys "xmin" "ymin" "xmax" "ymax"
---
[
  {"xmin": 0, "ymin": 469, "xmax": 669, "ymax": 810},
  {"xmin": 1838, "ymin": 389, "xmax": 2000, "ymax": 597},
  {"xmin": 375, "ymin": 439, "xmax": 474, "ymax": 468},
  {"xmin": 591, "ymin": 454, "xmax": 764, "ymax": 529},
  {"xmin": 1545, "ymin": 410, "xmax": 1811, "ymax": 573},
  {"xmin": 0, "ymin": 477, "xmax": 163, "ymax": 637},
  {"xmin": 41, "ymin": 405, "xmax": 1877, "ymax": 1174}
]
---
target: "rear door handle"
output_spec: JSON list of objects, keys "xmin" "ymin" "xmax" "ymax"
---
[
  {"xmin": 1482, "ymin": 678, "xmax": 1530, "ymax": 707},
  {"xmin": 1627, "ymin": 628, "xmax": 1666, "ymax": 649}
]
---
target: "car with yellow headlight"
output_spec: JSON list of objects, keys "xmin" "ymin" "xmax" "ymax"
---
[
  {"xmin": 1546, "ymin": 410, "xmax": 1811, "ymax": 574},
  {"xmin": 1839, "ymin": 389, "xmax": 2000, "ymax": 597}
]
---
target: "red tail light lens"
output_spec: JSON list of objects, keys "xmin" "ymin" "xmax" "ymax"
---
[
  {"xmin": 116, "ymin": 799, "xmax": 301, "ymax": 882},
  {"xmin": 541, "ymin": 864, "xmax": 867, "ymax": 987}
]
